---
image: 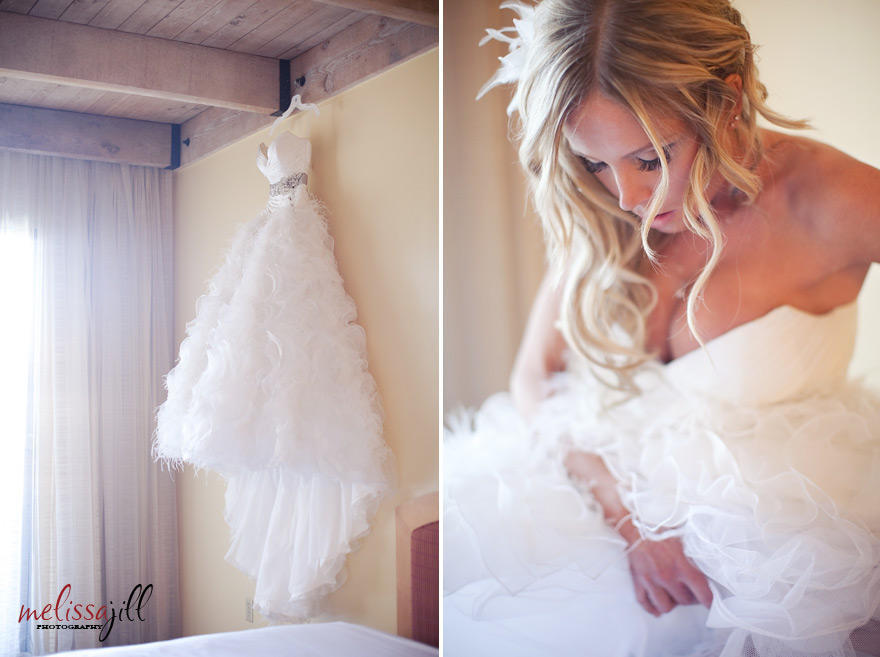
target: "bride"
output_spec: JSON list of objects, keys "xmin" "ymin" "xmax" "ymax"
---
[{"xmin": 444, "ymin": 1, "xmax": 880, "ymax": 656}]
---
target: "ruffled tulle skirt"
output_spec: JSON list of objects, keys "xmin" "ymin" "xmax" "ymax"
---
[
  {"xmin": 444, "ymin": 368, "xmax": 880, "ymax": 657},
  {"xmin": 155, "ymin": 187, "xmax": 392, "ymax": 619}
]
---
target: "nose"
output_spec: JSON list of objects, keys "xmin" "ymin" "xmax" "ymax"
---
[{"xmin": 612, "ymin": 168, "xmax": 651, "ymax": 215}]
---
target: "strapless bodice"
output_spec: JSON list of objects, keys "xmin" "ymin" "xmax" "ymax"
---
[
  {"xmin": 257, "ymin": 131, "xmax": 311, "ymax": 184},
  {"xmin": 662, "ymin": 301, "xmax": 858, "ymax": 405}
]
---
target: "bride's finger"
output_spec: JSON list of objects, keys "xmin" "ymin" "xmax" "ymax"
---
[
  {"xmin": 647, "ymin": 585, "xmax": 676, "ymax": 615},
  {"xmin": 634, "ymin": 584, "xmax": 659, "ymax": 617},
  {"xmin": 683, "ymin": 571, "xmax": 713, "ymax": 608},
  {"xmin": 668, "ymin": 582, "xmax": 696, "ymax": 606}
]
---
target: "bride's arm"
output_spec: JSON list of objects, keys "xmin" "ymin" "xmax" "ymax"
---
[
  {"xmin": 513, "ymin": 268, "xmax": 713, "ymax": 615},
  {"xmin": 509, "ymin": 270, "xmax": 568, "ymax": 420},
  {"xmin": 565, "ymin": 451, "xmax": 713, "ymax": 616}
]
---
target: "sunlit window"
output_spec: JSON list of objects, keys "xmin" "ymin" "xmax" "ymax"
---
[{"xmin": 0, "ymin": 227, "xmax": 34, "ymax": 654}]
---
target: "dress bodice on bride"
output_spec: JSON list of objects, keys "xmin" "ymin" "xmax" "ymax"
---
[
  {"xmin": 444, "ymin": 300, "xmax": 880, "ymax": 657},
  {"xmin": 662, "ymin": 301, "xmax": 857, "ymax": 405}
]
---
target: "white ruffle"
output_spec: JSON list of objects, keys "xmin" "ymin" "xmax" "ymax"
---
[
  {"xmin": 154, "ymin": 133, "xmax": 392, "ymax": 619},
  {"xmin": 224, "ymin": 468, "xmax": 386, "ymax": 621},
  {"xmin": 155, "ymin": 188, "xmax": 388, "ymax": 481},
  {"xmin": 445, "ymin": 304, "xmax": 880, "ymax": 657}
]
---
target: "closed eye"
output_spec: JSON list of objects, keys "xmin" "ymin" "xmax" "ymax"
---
[
  {"xmin": 579, "ymin": 143, "xmax": 675, "ymax": 175},
  {"xmin": 637, "ymin": 145, "xmax": 673, "ymax": 172},
  {"xmin": 580, "ymin": 157, "xmax": 607, "ymax": 174}
]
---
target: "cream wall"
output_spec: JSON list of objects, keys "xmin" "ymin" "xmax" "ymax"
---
[
  {"xmin": 443, "ymin": 0, "xmax": 545, "ymax": 411},
  {"xmin": 732, "ymin": 0, "xmax": 880, "ymax": 386},
  {"xmin": 171, "ymin": 49, "xmax": 438, "ymax": 637},
  {"xmin": 444, "ymin": 0, "xmax": 880, "ymax": 410}
]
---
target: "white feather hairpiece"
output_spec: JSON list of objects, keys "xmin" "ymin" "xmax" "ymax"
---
[{"xmin": 476, "ymin": 2, "xmax": 537, "ymax": 114}]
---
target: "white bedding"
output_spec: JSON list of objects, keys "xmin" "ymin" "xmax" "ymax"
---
[{"xmin": 55, "ymin": 622, "xmax": 437, "ymax": 656}]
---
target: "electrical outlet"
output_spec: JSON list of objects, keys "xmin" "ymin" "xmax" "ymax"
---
[{"xmin": 245, "ymin": 597, "xmax": 254, "ymax": 623}]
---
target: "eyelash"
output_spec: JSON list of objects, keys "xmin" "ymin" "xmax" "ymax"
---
[{"xmin": 581, "ymin": 145, "xmax": 673, "ymax": 174}]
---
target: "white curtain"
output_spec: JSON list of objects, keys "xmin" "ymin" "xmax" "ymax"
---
[{"xmin": 0, "ymin": 150, "xmax": 181, "ymax": 654}]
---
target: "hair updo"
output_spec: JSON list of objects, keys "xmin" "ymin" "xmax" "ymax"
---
[{"xmin": 508, "ymin": 0, "xmax": 807, "ymax": 391}]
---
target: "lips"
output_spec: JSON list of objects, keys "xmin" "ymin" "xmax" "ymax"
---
[{"xmin": 651, "ymin": 210, "xmax": 675, "ymax": 227}]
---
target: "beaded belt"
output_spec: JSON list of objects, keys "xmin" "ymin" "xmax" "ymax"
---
[{"xmin": 269, "ymin": 172, "xmax": 308, "ymax": 197}]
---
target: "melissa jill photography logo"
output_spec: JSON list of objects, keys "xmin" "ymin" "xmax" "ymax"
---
[{"xmin": 18, "ymin": 583, "xmax": 152, "ymax": 642}]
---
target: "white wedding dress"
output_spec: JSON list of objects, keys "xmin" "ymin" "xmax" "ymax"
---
[
  {"xmin": 445, "ymin": 301, "xmax": 880, "ymax": 657},
  {"xmin": 154, "ymin": 131, "xmax": 392, "ymax": 620}
]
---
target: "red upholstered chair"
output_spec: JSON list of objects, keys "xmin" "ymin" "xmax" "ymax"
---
[{"xmin": 396, "ymin": 492, "xmax": 439, "ymax": 647}]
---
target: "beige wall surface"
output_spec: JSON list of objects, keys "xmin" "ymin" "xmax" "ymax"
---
[
  {"xmin": 732, "ymin": 0, "xmax": 880, "ymax": 386},
  {"xmin": 172, "ymin": 49, "xmax": 438, "ymax": 637},
  {"xmin": 443, "ymin": 0, "xmax": 545, "ymax": 412},
  {"xmin": 444, "ymin": 0, "xmax": 880, "ymax": 409}
]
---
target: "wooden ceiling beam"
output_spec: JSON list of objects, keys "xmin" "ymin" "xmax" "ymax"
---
[
  {"xmin": 290, "ymin": 14, "xmax": 437, "ymax": 105},
  {"xmin": 0, "ymin": 12, "xmax": 279, "ymax": 114},
  {"xmin": 311, "ymin": 0, "xmax": 438, "ymax": 27},
  {"xmin": 179, "ymin": 15, "xmax": 436, "ymax": 167},
  {"xmin": 0, "ymin": 102, "xmax": 173, "ymax": 168}
]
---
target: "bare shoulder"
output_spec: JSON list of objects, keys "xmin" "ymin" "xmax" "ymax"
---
[{"xmin": 762, "ymin": 129, "xmax": 880, "ymax": 266}]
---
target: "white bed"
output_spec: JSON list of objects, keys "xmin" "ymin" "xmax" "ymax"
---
[
  {"xmin": 50, "ymin": 495, "xmax": 439, "ymax": 656},
  {"xmin": 55, "ymin": 622, "xmax": 436, "ymax": 656}
]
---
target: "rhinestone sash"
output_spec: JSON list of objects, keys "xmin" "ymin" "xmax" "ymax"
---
[{"xmin": 269, "ymin": 172, "xmax": 308, "ymax": 197}]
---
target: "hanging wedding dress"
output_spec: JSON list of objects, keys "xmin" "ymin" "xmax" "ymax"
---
[
  {"xmin": 155, "ymin": 130, "xmax": 392, "ymax": 620},
  {"xmin": 445, "ymin": 301, "xmax": 880, "ymax": 657}
]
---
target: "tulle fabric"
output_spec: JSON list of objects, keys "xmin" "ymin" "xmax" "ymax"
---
[
  {"xmin": 445, "ymin": 302, "xmax": 880, "ymax": 657},
  {"xmin": 155, "ymin": 132, "xmax": 392, "ymax": 619}
]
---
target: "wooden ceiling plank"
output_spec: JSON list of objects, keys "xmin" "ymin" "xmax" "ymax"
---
[
  {"xmin": 50, "ymin": 85, "xmax": 108, "ymax": 112},
  {"xmin": 0, "ymin": 102, "xmax": 172, "ymax": 167},
  {"xmin": 179, "ymin": 105, "xmax": 272, "ymax": 167},
  {"xmin": 0, "ymin": 12, "xmax": 279, "ymax": 112},
  {"xmin": 39, "ymin": 78, "xmax": 96, "ymax": 109},
  {"xmin": 82, "ymin": 88, "xmax": 126, "ymax": 114},
  {"xmin": 18, "ymin": 79, "xmax": 60, "ymax": 106},
  {"xmin": 176, "ymin": 104, "xmax": 205, "ymax": 122},
  {"xmin": 290, "ymin": 14, "xmax": 436, "ymax": 104},
  {"xmin": 172, "ymin": 0, "xmax": 254, "ymax": 44},
  {"xmin": 117, "ymin": 0, "xmax": 187, "ymax": 34},
  {"xmin": 0, "ymin": 0, "xmax": 37, "ymax": 14},
  {"xmin": 28, "ymin": 0, "xmax": 74, "ymax": 19},
  {"xmin": 96, "ymin": 92, "xmax": 166, "ymax": 121},
  {"xmin": 198, "ymin": 0, "xmax": 289, "ymax": 50},
  {"xmin": 257, "ymin": 4, "xmax": 349, "ymax": 59},
  {"xmin": 0, "ymin": 75, "xmax": 41, "ymax": 105},
  {"xmin": 88, "ymin": 0, "xmax": 148, "ymax": 29},
  {"xmin": 312, "ymin": 0, "xmax": 435, "ymax": 27},
  {"xmin": 57, "ymin": 0, "xmax": 112, "ymax": 24},
  {"xmin": 76, "ymin": 85, "xmax": 195, "ymax": 123},
  {"xmin": 144, "ymin": 0, "xmax": 219, "ymax": 38},
  {"xmin": 277, "ymin": 10, "xmax": 362, "ymax": 59},
  {"xmin": 228, "ymin": 0, "xmax": 322, "ymax": 57}
]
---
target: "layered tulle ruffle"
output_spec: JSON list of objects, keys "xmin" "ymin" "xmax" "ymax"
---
[
  {"xmin": 155, "ymin": 145, "xmax": 392, "ymax": 619},
  {"xmin": 445, "ymin": 305, "xmax": 880, "ymax": 656}
]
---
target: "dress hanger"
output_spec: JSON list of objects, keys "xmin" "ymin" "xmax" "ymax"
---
[{"xmin": 260, "ymin": 94, "xmax": 320, "ymax": 151}]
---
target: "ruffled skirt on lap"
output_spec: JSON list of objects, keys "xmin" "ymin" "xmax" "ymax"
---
[{"xmin": 444, "ymin": 368, "xmax": 880, "ymax": 657}]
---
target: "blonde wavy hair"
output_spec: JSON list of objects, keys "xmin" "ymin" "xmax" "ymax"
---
[{"xmin": 509, "ymin": 0, "xmax": 807, "ymax": 392}]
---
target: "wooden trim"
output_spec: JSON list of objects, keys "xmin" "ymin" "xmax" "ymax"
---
[
  {"xmin": 178, "ymin": 107, "xmax": 274, "ymax": 168},
  {"xmin": 0, "ymin": 102, "xmax": 172, "ymax": 167},
  {"xmin": 395, "ymin": 491, "xmax": 439, "ymax": 640},
  {"xmin": 290, "ymin": 14, "xmax": 437, "ymax": 106},
  {"xmin": 0, "ymin": 12, "xmax": 279, "ymax": 113},
  {"xmin": 312, "ymin": 0, "xmax": 438, "ymax": 27}
]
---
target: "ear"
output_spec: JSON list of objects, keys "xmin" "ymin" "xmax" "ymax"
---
[{"xmin": 724, "ymin": 73, "xmax": 744, "ymax": 116}]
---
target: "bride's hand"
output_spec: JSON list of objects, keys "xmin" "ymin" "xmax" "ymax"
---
[{"xmin": 626, "ymin": 536, "xmax": 713, "ymax": 617}]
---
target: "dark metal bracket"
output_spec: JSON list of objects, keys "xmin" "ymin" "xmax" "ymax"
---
[
  {"xmin": 271, "ymin": 59, "xmax": 293, "ymax": 117},
  {"xmin": 167, "ymin": 124, "xmax": 181, "ymax": 170}
]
